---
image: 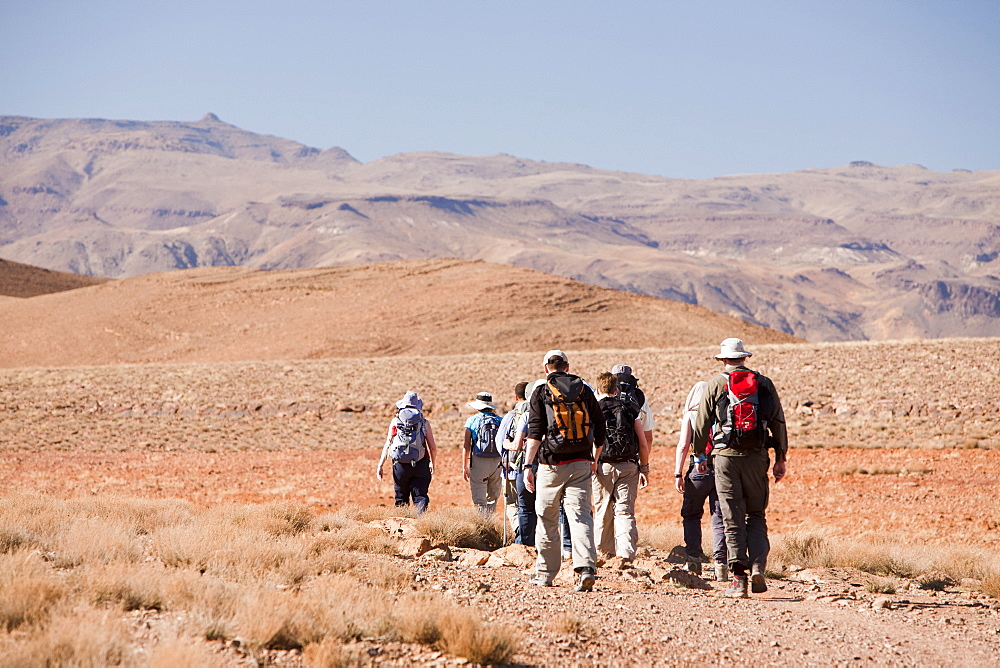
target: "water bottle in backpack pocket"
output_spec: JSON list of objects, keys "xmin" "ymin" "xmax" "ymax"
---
[{"xmin": 390, "ymin": 407, "xmax": 426, "ymax": 463}]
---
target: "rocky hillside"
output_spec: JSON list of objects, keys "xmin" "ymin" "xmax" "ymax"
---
[
  {"xmin": 0, "ymin": 257, "xmax": 799, "ymax": 367},
  {"xmin": 2, "ymin": 115, "xmax": 998, "ymax": 341},
  {"xmin": 0, "ymin": 257, "xmax": 106, "ymax": 297}
]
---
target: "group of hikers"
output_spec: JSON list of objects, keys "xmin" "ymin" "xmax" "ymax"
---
[{"xmin": 375, "ymin": 338, "xmax": 787, "ymax": 598}]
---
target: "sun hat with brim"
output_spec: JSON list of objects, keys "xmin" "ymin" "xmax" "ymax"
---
[
  {"xmin": 714, "ymin": 338, "xmax": 753, "ymax": 360},
  {"xmin": 467, "ymin": 391, "xmax": 497, "ymax": 412},
  {"xmin": 395, "ymin": 391, "xmax": 423, "ymax": 410}
]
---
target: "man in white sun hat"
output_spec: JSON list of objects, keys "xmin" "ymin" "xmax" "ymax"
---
[
  {"xmin": 463, "ymin": 391, "xmax": 504, "ymax": 514},
  {"xmin": 693, "ymin": 338, "xmax": 787, "ymax": 598}
]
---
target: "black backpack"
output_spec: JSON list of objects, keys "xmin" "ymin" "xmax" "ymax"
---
[
  {"xmin": 615, "ymin": 372, "xmax": 646, "ymax": 417},
  {"xmin": 598, "ymin": 396, "xmax": 639, "ymax": 463}
]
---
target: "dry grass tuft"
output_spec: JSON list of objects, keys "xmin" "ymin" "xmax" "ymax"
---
[
  {"xmin": 0, "ymin": 551, "xmax": 67, "ymax": 631},
  {"xmin": 981, "ymin": 576, "xmax": 1000, "ymax": 600},
  {"xmin": 865, "ymin": 578, "xmax": 897, "ymax": 594},
  {"xmin": 413, "ymin": 507, "xmax": 503, "ymax": 551},
  {"xmin": 302, "ymin": 638, "xmax": 367, "ymax": 667},
  {"xmin": 639, "ymin": 523, "xmax": 684, "ymax": 552},
  {"xmin": 550, "ymin": 612, "xmax": 592, "ymax": 637},
  {"xmin": 436, "ymin": 606, "xmax": 520, "ymax": 666},
  {"xmin": 0, "ymin": 607, "xmax": 132, "ymax": 667}
]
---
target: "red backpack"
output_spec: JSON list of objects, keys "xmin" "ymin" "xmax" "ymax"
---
[{"xmin": 715, "ymin": 369, "xmax": 767, "ymax": 451}]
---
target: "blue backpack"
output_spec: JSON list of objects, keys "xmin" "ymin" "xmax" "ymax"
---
[
  {"xmin": 390, "ymin": 408, "xmax": 426, "ymax": 463},
  {"xmin": 471, "ymin": 412, "xmax": 502, "ymax": 457}
]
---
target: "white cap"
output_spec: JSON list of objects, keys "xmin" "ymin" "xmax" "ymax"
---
[{"xmin": 543, "ymin": 349, "xmax": 568, "ymax": 365}]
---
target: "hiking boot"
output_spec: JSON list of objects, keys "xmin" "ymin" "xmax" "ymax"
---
[
  {"xmin": 528, "ymin": 574, "xmax": 554, "ymax": 587},
  {"xmin": 724, "ymin": 574, "xmax": 749, "ymax": 598},
  {"xmin": 683, "ymin": 559, "xmax": 702, "ymax": 576},
  {"xmin": 714, "ymin": 562, "xmax": 729, "ymax": 583},
  {"xmin": 575, "ymin": 568, "xmax": 596, "ymax": 592},
  {"xmin": 751, "ymin": 569, "xmax": 768, "ymax": 594}
]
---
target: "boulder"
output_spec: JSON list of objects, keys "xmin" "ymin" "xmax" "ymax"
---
[
  {"xmin": 485, "ymin": 553, "xmax": 510, "ymax": 568},
  {"xmin": 420, "ymin": 546, "xmax": 454, "ymax": 562},
  {"xmin": 664, "ymin": 568, "xmax": 713, "ymax": 590},
  {"xmin": 396, "ymin": 537, "xmax": 433, "ymax": 558},
  {"xmin": 493, "ymin": 544, "xmax": 536, "ymax": 569},
  {"xmin": 457, "ymin": 549, "xmax": 491, "ymax": 567},
  {"xmin": 368, "ymin": 517, "xmax": 422, "ymax": 538}
]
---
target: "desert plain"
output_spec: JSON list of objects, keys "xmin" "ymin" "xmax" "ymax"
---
[{"xmin": 1, "ymin": 260, "xmax": 1000, "ymax": 665}]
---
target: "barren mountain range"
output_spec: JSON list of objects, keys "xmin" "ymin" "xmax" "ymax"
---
[{"xmin": 2, "ymin": 114, "xmax": 999, "ymax": 341}]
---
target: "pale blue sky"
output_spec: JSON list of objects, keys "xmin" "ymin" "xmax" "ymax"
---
[{"xmin": 3, "ymin": 1, "xmax": 998, "ymax": 178}]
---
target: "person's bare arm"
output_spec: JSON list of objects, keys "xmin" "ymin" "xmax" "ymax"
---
[
  {"xmin": 462, "ymin": 428, "xmax": 473, "ymax": 481},
  {"xmin": 523, "ymin": 438, "xmax": 541, "ymax": 492},
  {"xmin": 424, "ymin": 421, "xmax": 437, "ymax": 474}
]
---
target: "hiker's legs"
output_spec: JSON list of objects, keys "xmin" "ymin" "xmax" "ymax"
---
[
  {"xmin": 559, "ymin": 503, "xmax": 572, "ymax": 553},
  {"xmin": 744, "ymin": 452, "xmax": 771, "ymax": 573},
  {"xmin": 561, "ymin": 460, "xmax": 597, "ymax": 572},
  {"xmin": 715, "ymin": 455, "xmax": 750, "ymax": 571},
  {"xmin": 680, "ymin": 462, "xmax": 713, "ymax": 559},
  {"xmin": 408, "ymin": 458, "xmax": 432, "ymax": 514},
  {"xmin": 591, "ymin": 462, "xmax": 617, "ymax": 557},
  {"xmin": 391, "ymin": 461, "xmax": 411, "ymax": 508},
  {"xmin": 469, "ymin": 455, "xmax": 500, "ymax": 513},
  {"xmin": 503, "ymin": 477, "xmax": 519, "ymax": 541},
  {"xmin": 611, "ymin": 462, "xmax": 640, "ymax": 560},
  {"xmin": 534, "ymin": 464, "xmax": 567, "ymax": 580},
  {"xmin": 515, "ymin": 465, "xmax": 537, "ymax": 546},
  {"xmin": 485, "ymin": 464, "xmax": 502, "ymax": 514},
  {"xmin": 707, "ymin": 474, "xmax": 726, "ymax": 564}
]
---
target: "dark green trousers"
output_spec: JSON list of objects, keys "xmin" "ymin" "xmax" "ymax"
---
[{"xmin": 714, "ymin": 451, "xmax": 770, "ymax": 571}]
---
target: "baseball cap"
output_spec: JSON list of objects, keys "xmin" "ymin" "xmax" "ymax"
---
[{"xmin": 543, "ymin": 349, "xmax": 568, "ymax": 365}]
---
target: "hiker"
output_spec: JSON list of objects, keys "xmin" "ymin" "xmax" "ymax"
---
[
  {"xmin": 693, "ymin": 338, "xmax": 787, "ymax": 598},
  {"xmin": 592, "ymin": 372, "xmax": 650, "ymax": 562},
  {"xmin": 675, "ymin": 380, "xmax": 727, "ymax": 581},
  {"xmin": 375, "ymin": 391, "xmax": 437, "ymax": 513},
  {"xmin": 514, "ymin": 379, "xmax": 574, "ymax": 554},
  {"xmin": 524, "ymin": 350, "xmax": 607, "ymax": 591},
  {"xmin": 612, "ymin": 364, "xmax": 655, "ymax": 451},
  {"xmin": 463, "ymin": 391, "xmax": 503, "ymax": 514},
  {"xmin": 496, "ymin": 381, "xmax": 530, "ymax": 542}
]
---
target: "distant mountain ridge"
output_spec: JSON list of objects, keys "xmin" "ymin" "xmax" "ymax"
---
[
  {"xmin": 1, "ymin": 114, "xmax": 998, "ymax": 341},
  {"xmin": 0, "ymin": 258, "xmax": 800, "ymax": 368}
]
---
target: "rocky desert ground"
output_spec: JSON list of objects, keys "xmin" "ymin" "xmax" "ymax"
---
[{"xmin": 2, "ymin": 336, "xmax": 1000, "ymax": 665}]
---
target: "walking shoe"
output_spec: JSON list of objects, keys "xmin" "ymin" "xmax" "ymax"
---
[
  {"xmin": 750, "ymin": 571, "xmax": 768, "ymax": 593},
  {"xmin": 714, "ymin": 562, "xmax": 729, "ymax": 583},
  {"xmin": 684, "ymin": 559, "xmax": 702, "ymax": 576},
  {"xmin": 724, "ymin": 574, "xmax": 749, "ymax": 598},
  {"xmin": 528, "ymin": 574, "xmax": 554, "ymax": 587},
  {"xmin": 575, "ymin": 568, "xmax": 596, "ymax": 592}
]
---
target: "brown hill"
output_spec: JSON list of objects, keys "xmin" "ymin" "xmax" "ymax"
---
[
  {"xmin": 0, "ymin": 257, "xmax": 107, "ymax": 297},
  {"xmin": 0, "ymin": 257, "xmax": 798, "ymax": 368},
  {"xmin": 2, "ymin": 115, "xmax": 999, "ymax": 341}
]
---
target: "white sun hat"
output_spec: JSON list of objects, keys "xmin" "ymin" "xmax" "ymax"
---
[{"xmin": 714, "ymin": 338, "xmax": 753, "ymax": 360}]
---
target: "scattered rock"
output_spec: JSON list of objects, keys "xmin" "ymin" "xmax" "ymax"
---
[{"xmin": 872, "ymin": 597, "xmax": 893, "ymax": 609}]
